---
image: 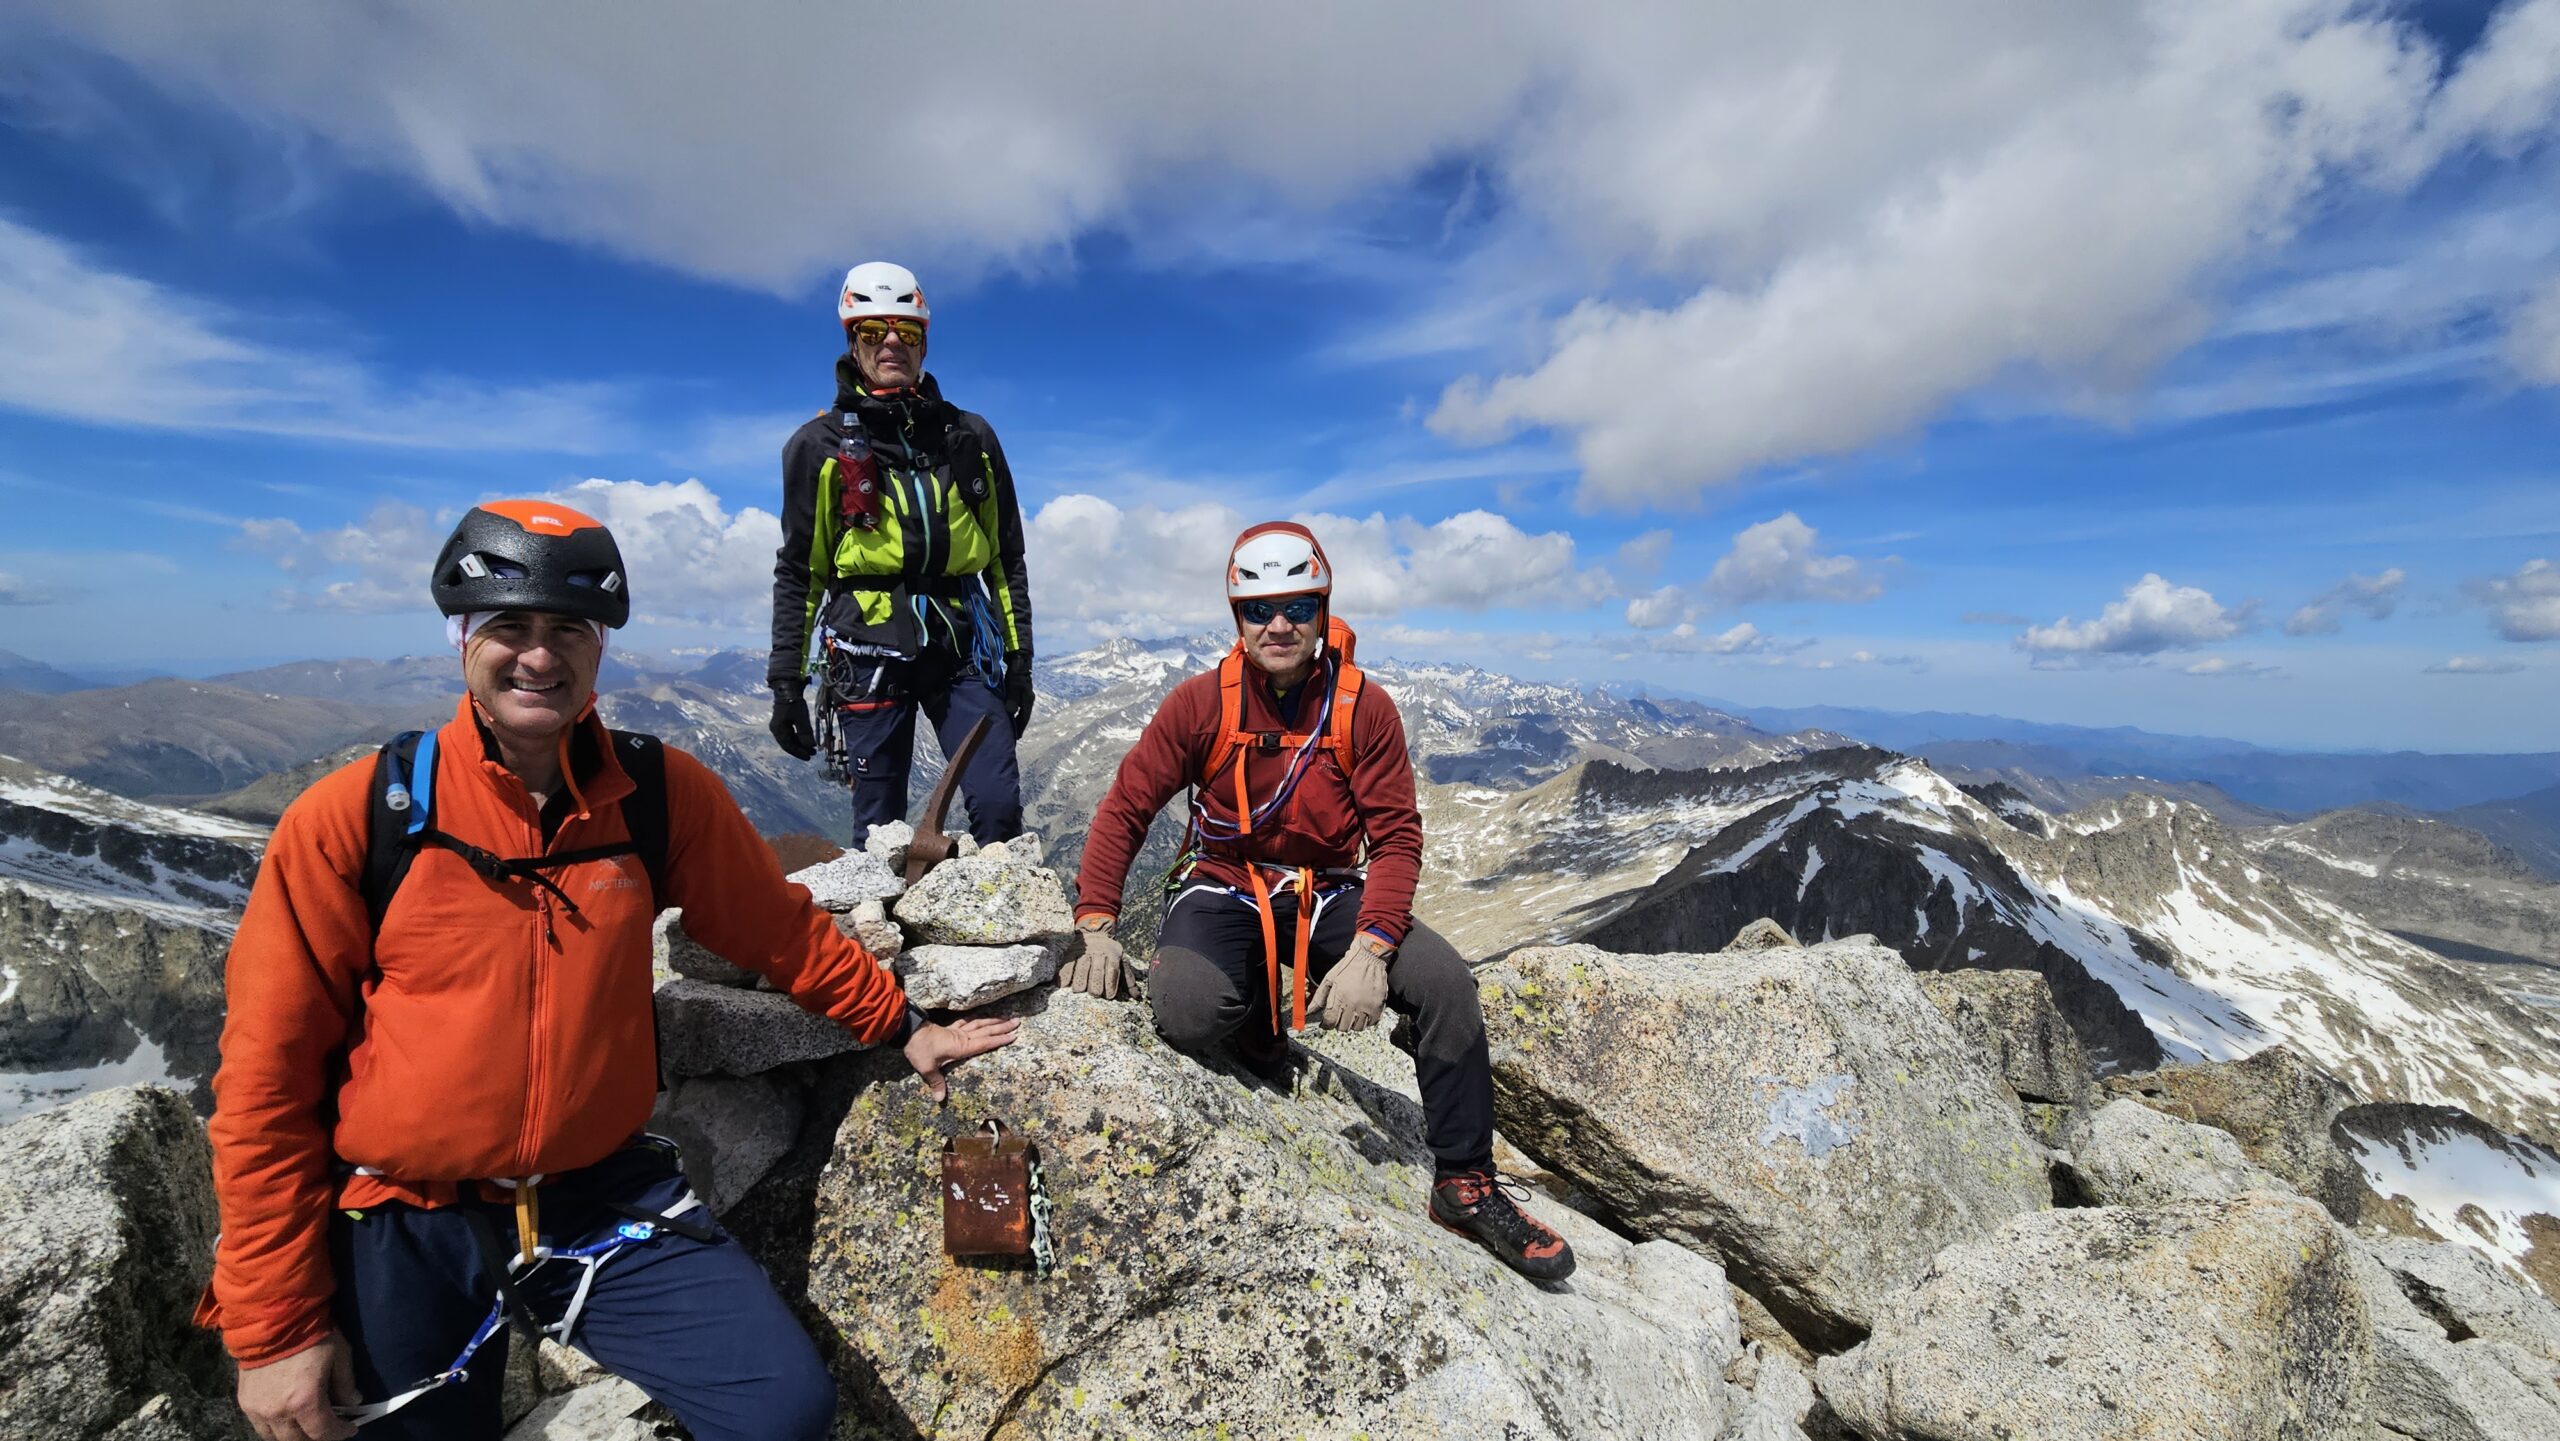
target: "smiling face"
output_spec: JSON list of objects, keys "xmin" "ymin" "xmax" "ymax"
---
[{"xmin": 462, "ymin": 611, "xmax": 601, "ymax": 748}]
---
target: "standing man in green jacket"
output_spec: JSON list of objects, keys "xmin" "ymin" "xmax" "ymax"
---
[{"xmin": 768, "ymin": 262, "xmax": 1035, "ymax": 849}]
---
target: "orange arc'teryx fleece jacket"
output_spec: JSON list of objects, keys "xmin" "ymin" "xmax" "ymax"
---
[{"xmin": 201, "ymin": 697, "xmax": 910, "ymax": 1366}]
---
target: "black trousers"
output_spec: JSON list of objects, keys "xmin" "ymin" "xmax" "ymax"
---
[{"xmin": 1148, "ymin": 882, "xmax": 1496, "ymax": 1176}]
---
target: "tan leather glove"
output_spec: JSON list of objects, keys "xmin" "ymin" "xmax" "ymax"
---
[
  {"xmin": 1310, "ymin": 932, "xmax": 1392, "ymax": 1032},
  {"xmin": 1059, "ymin": 918, "xmax": 1135, "ymax": 1000}
]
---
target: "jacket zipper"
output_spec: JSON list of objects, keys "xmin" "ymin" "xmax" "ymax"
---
[{"xmin": 516, "ymin": 798, "xmax": 550, "ymax": 1172}]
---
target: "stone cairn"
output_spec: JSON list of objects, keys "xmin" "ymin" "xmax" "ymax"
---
[{"xmin": 646, "ymin": 823, "xmax": 1077, "ymax": 1216}]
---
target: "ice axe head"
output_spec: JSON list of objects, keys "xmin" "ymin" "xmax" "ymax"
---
[{"xmin": 904, "ymin": 715, "xmax": 993, "ymax": 884}]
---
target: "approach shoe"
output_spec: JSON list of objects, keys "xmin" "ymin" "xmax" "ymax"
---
[{"xmin": 1430, "ymin": 1169, "xmax": 1576, "ymax": 1282}]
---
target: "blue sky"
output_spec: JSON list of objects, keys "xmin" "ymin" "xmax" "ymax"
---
[{"xmin": 1, "ymin": 1, "xmax": 2557, "ymax": 752}]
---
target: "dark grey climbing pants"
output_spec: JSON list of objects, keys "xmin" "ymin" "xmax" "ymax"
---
[{"xmin": 1148, "ymin": 882, "xmax": 1496, "ymax": 1176}]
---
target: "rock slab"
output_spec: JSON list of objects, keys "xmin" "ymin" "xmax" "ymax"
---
[
  {"xmin": 0, "ymin": 1084, "xmax": 249, "ymax": 1439},
  {"xmin": 1816, "ymin": 1192, "xmax": 2371, "ymax": 1441},
  {"xmin": 1915, "ymin": 966, "xmax": 2092, "ymax": 1108},
  {"xmin": 1480, "ymin": 940, "xmax": 2049, "ymax": 1347},
  {"xmin": 892, "ymin": 939, "xmax": 1065, "ymax": 1011},
  {"xmin": 2069, "ymin": 1096, "xmax": 2287, "ymax": 1207},
  {"xmin": 647, "ymin": 1072, "xmax": 804, "ymax": 1214},
  {"xmin": 652, "ymin": 908, "xmax": 755, "ymax": 989},
  {"xmin": 786, "ymin": 851, "xmax": 906, "ymax": 911},
  {"xmin": 891, "ymin": 848, "xmax": 1075, "ymax": 945},
  {"xmin": 795, "ymin": 990, "xmax": 1758, "ymax": 1439},
  {"xmin": 654, "ymin": 980, "xmax": 869, "ymax": 1080}
]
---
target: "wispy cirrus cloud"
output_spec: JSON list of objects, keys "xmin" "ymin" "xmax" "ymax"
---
[
  {"xmin": 2426, "ymin": 655, "xmax": 2525, "ymax": 675},
  {"xmin": 2284, "ymin": 567, "xmax": 2405, "ymax": 636},
  {"xmin": 0, "ymin": 215, "xmax": 621, "ymax": 450}
]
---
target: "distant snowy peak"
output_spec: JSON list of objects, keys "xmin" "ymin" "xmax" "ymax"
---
[
  {"xmin": 1425, "ymin": 745, "xmax": 2560, "ymax": 1143},
  {"xmin": 0, "ymin": 755, "xmax": 262, "ymax": 921}
]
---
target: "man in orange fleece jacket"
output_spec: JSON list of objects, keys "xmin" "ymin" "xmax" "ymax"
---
[{"xmin": 205, "ymin": 501, "xmax": 1016, "ymax": 1441}]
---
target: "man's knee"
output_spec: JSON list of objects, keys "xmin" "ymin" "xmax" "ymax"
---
[
  {"xmin": 1148, "ymin": 948, "xmax": 1242, "ymax": 1052},
  {"xmin": 762, "ymin": 1351, "xmax": 837, "ymax": 1441}
]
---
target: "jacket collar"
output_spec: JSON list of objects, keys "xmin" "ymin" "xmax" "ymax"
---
[
  {"xmin": 832, "ymin": 357, "xmax": 946, "ymax": 413},
  {"xmin": 441, "ymin": 694, "xmax": 635, "ymax": 821}
]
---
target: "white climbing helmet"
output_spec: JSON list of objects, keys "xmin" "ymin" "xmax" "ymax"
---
[
  {"xmin": 837, "ymin": 261, "xmax": 930, "ymax": 327},
  {"xmin": 1226, "ymin": 522, "xmax": 1331, "ymax": 602}
]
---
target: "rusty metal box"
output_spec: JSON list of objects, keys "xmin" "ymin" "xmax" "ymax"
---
[{"xmin": 942, "ymin": 1122, "xmax": 1034, "ymax": 1257}]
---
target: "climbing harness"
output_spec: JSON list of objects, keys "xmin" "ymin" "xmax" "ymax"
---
[
  {"xmin": 332, "ymin": 1176, "xmax": 711, "ymax": 1427},
  {"xmin": 1167, "ymin": 619, "xmax": 1366, "ymax": 1033}
]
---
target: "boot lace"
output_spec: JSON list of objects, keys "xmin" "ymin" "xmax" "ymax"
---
[{"xmin": 1440, "ymin": 1171, "xmax": 1557, "ymax": 1250}]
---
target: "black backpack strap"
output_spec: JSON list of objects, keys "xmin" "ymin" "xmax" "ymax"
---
[
  {"xmin": 610, "ymin": 729, "xmax": 670, "ymax": 904},
  {"xmin": 362, "ymin": 730, "xmax": 429, "ymax": 933}
]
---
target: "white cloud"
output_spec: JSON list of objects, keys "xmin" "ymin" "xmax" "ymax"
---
[
  {"xmin": 237, "ymin": 479, "xmax": 781, "ymax": 625},
  {"xmin": 1614, "ymin": 528, "xmax": 1674, "ymax": 576},
  {"xmin": 2507, "ymin": 276, "xmax": 2560, "ymax": 384},
  {"xmin": 1024, "ymin": 495, "xmax": 1610, "ymax": 647},
  {"xmin": 2426, "ymin": 655, "xmax": 2526, "ymax": 675},
  {"xmin": 15, "ymin": 1, "xmax": 2559, "ymax": 506},
  {"xmin": 2017, "ymin": 573, "xmax": 2253, "ymax": 656},
  {"xmin": 1705, "ymin": 513, "xmax": 1884, "ymax": 605},
  {"xmin": 0, "ymin": 216, "xmax": 621, "ymax": 449},
  {"xmin": 1627, "ymin": 512, "xmax": 1881, "ymax": 628},
  {"xmin": 2184, "ymin": 655, "xmax": 2281, "ymax": 678},
  {"xmin": 1429, "ymin": 1, "xmax": 2560, "ymax": 504},
  {"xmin": 2468, "ymin": 557, "xmax": 2560, "ymax": 641},
  {"xmin": 1641, "ymin": 621, "xmax": 1780, "ymax": 656},
  {"xmin": 0, "ymin": 570, "xmax": 62, "ymax": 605},
  {"xmin": 2284, "ymin": 566, "xmax": 2406, "ymax": 635}
]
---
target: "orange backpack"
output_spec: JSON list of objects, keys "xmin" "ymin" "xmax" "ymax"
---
[{"xmin": 1193, "ymin": 616, "xmax": 1365, "ymax": 1033}]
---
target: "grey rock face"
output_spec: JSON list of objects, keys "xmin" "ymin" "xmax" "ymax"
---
[
  {"xmin": 1816, "ymin": 1192, "xmax": 2371, "ymax": 1441},
  {"xmin": 0, "ymin": 882, "xmax": 231, "ymax": 1104},
  {"xmin": 832, "ymin": 903, "xmax": 903, "ymax": 963},
  {"xmin": 0, "ymin": 1084, "xmax": 249, "ymax": 1439},
  {"xmin": 862, "ymin": 818, "xmax": 914, "ymax": 873},
  {"xmin": 2100, "ymin": 1043, "xmax": 2368, "ymax": 1218},
  {"xmin": 892, "ymin": 939, "xmax": 1064, "ymax": 1011},
  {"xmin": 2069, "ymin": 1096, "xmax": 2288, "ymax": 1207},
  {"xmin": 785, "ymin": 850, "xmax": 906, "ymax": 911},
  {"xmin": 647, "ymin": 1072, "xmax": 804, "ymax": 1214},
  {"xmin": 890, "ymin": 848, "xmax": 1074, "ymax": 945},
  {"xmin": 1914, "ymin": 967, "xmax": 2092, "ymax": 1108},
  {"xmin": 1723, "ymin": 917, "xmax": 1801, "ymax": 952},
  {"xmin": 796, "ymin": 989, "xmax": 1756, "ymax": 1439},
  {"xmin": 2349, "ymin": 1236, "xmax": 2560, "ymax": 1441},
  {"xmin": 651, "ymin": 908, "xmax": 755, "ymax": 988},
  {"xmin": 653, "ymin": 980, "xmax": 870, "ymax": 1080},
  {"xmin": 504, "ymin": 1375, "xmax": 654, "ymax": 1439},
  {"xmin": 1479, "ymin": 940, "xmax": 2048, "ymax": 1348}
]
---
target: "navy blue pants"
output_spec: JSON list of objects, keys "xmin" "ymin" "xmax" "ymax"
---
[
  {"xmin": 330, "ymin": 1141, "xmax": 832, "ymax": 1440},
  {"xmin": 836, "ymin": 652, "xmax": 1023, "ymax": 850}
]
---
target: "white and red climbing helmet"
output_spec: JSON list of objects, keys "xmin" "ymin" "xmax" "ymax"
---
[
  {"xmin": 837, "ymin": 261, "xmax": 929, "ymax": 328},
  {"xmin": 1226, "ymin": 521, "xmax": 1331, "ymax": 602}
]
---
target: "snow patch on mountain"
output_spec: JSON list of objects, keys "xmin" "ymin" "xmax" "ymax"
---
[{"xmin": 2344, "ymin": 1124, "xmax": 2560, "ymax": 1277}]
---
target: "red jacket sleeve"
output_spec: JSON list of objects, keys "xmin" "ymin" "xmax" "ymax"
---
[
  {"xmin": 206, "ymin": 762, "xmax": 375, "ymax": 1366},
  {"xmin": 658, "ymin": 748, "xmax": 910, "ymax": 1043},
  {"xmin": 1073, "ymin": 676, "xmax": 1214, "ymax": 923},
  {"xmin": 1347, "ymin": 685, "xmax": 1424, "ymax": 945}
]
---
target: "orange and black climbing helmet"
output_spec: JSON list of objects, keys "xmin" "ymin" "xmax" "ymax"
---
[{"xmin": 429, "ymin": 500, "xmax": 631, "ymax": 628}]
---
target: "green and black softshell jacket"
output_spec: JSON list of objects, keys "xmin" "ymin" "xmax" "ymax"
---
[{"xmin": 767, "ymin": 364, "xmax": 1033, "ymax": 690}]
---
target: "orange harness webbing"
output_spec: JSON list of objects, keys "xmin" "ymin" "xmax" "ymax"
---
[{"xmin": 1207, "ymin": 619, "xmax": 1363, "ymax": 1034}]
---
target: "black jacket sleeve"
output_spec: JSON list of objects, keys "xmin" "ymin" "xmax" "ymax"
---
[
  {"xmin": 769, "ymin": 417, "xmax": 831, "ymax": 690},
  {"xmin": 970, "ymin": 412, "xmax": 1034, "ymax": 659}
]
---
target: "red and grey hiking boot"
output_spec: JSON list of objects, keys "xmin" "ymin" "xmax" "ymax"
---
[{"xmin": 1430, "ymin": 1170, "xmax": 1576, "ymax": 1282}]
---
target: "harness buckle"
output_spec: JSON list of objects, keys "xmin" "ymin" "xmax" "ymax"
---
[{"xmin": 1253, "ymin": 730, "xmax": 1284, "ymax": 754}]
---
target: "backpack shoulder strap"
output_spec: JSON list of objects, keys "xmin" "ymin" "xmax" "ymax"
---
[
  {"xmin": 362, "ymin": 729, "xmax": 432, "ymax": 933},
  {"xmin": 609, "ymin": 729, "xmax": 670, "ymax": 903},
  {"xmin": 1322, "ymin": 619, "xmax": 1362, "ymax": 766},
  {"xmin": 1200, "ymin": 647, "xmax": 1250, "ymax": 786}
]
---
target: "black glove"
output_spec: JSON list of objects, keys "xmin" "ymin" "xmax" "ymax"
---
[
  {"xmin": 1002, "ymin": 652, "xmax": 1035, "ymax": 738},
  {"xmin": 769, "ymin": 687, "xmax": 817, "ymax": 761}
]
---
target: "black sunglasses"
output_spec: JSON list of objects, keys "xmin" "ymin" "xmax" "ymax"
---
[{"xmin": 1236, "ymin": 596, "xmax": 1323, "ymax": 627}]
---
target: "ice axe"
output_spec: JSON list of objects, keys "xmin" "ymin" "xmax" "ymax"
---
[{"xmin": 905, "ymin": 714, "xmax": 993, "ymax": 883}]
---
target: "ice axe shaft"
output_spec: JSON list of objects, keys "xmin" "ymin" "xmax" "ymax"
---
[{"xmin": 905, "ymin": 715, "xmax": 993, "ymax": 883}]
